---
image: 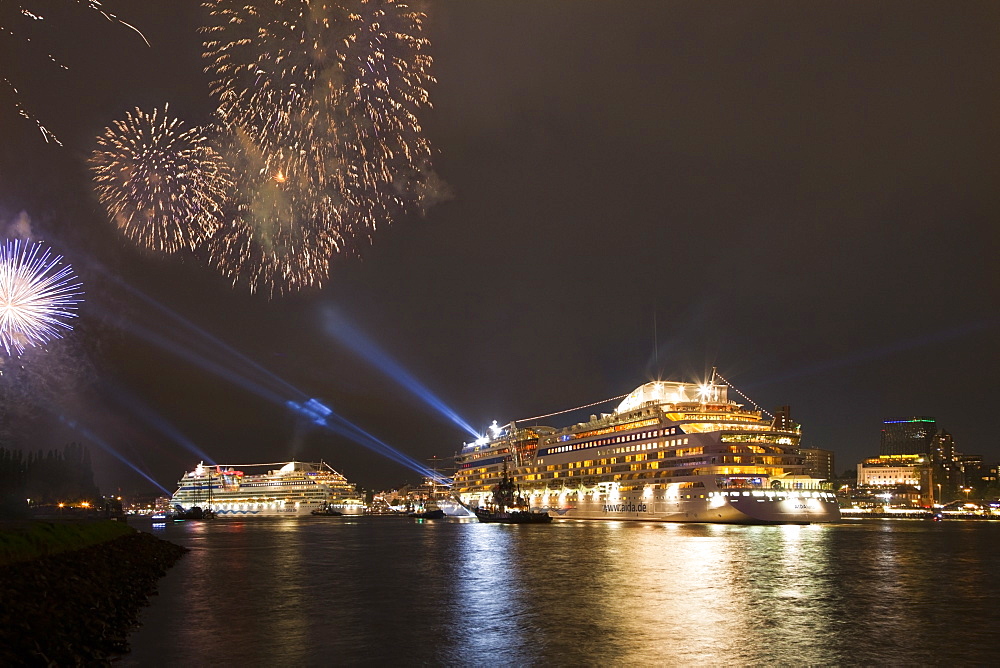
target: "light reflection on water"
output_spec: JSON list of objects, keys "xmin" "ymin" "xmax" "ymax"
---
[{"xmin": 124, "ymin": 518, "xmax": 1000, "ymax": 666}]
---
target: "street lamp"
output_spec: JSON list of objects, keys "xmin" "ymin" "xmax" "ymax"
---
[{"xmin": 963, "ymin": 487, "xmax": 971, "ymax": 500}]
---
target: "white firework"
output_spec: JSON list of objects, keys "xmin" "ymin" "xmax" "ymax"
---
[{"xmin": 0, "ymin": 239, "xmax": 83, "ymax": 356}]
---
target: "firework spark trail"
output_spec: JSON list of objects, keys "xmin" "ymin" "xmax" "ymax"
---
[
  {"xmin": 0, "ymin": 239, "xmax": 83, "ymax": 356},
  {"xmin": 90, "ymin": 105, "xmax": 234, "ymax": 254},
  {"xmin": 198, "ymin": 0, "xmax": 437, "ymax": 294},
  {"xmin": 75, "ymin": 0, "xmax": 150, "ymax": 46},
  {"xmin": 2, "ymin": 1, "xmax": 148, "ymax": 143}
]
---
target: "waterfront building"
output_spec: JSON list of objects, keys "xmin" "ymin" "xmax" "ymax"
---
[
  {"xmin": 964, "ymin": 462, "xmax": 1000, "ymax": 498},
  {"xmin": 929, "ymin": 430, "xmax": 962, "ymax": 500},
  {"xmin": 799, "ymin": 448, "xmax": 835, "ymax": 481},
  {"xmin": 845, "ymin": 483, "xmax": 923, "ymax": 508},
  {"xmin": 857, "ymin": 454, "xmax": 934, "ymax": 505},
  {"xmin": 880, "ymin": 417, "xmax": 936, "ymax": 456},
  {"xmin": 854, "ymin": 419, "xmax": 989, "ymax": 505},
  {"xmin": 930, "ymin": 429, "xmax": 956, "ymax": 462}
]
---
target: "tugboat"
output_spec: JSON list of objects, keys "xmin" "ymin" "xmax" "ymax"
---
[
  {"xmin": 408, "ymin": 507, "xmax": 446, "ymax": 519},
  {"xmin": 474, "ymin": 467, "xmax": 552, "ymax": 524},
  {"xmin": 311, "ymin": 501, "xmax": 344, "ymax": 516},
  {"xmin": 173, "ymin": 505, "xmax": 215, "ymax": 520}
]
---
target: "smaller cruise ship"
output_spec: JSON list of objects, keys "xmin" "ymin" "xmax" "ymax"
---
[{"xmin": 170, "ymin": 461, "xmax": 365, "ymax": 516}]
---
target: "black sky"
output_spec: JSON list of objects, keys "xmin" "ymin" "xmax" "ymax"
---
[{"xmin": 0, "ymin": 1, "xmax": 997, "ymax": 493}]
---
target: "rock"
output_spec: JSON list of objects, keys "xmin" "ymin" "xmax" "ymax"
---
[{"xmin": 0, "ymin": 531, "xmax": 187, "ymax": 666}]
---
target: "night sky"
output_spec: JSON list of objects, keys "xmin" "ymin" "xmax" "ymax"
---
[{"xmin": 0, "ymin": 1, "xmax": 997, "ymax": 494}]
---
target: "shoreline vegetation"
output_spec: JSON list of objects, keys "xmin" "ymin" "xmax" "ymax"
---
[{"xmin": 0, "ymin": 520, "xmax": 187, "ymax": 666}]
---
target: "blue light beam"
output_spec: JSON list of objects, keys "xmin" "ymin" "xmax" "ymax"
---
[
  {"xmin": 321, "ymin": 306, "xmax": 479, "ymax": 439},
  {"xmin": 57, "ymin": 415, "xmax": 172, "ymax": 496},
  {"xmin": 98, "ymin": 267, "xmax": 307, "ymax": 400},
  {"xmin": 287, "ymin": 398, "xmax": 450, "ymax": 484},
  {"xmin": 96, "ymin": 280, "xmax": 452, "ymax": 483},
  {"xmin": 105, "ymin": 382, "xmax": 217, "ymax": 465}
]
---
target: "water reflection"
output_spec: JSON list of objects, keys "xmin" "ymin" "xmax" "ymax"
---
[{"xmin": 125, "ymin": 519, "xmax": 1000, "ymax": 665}]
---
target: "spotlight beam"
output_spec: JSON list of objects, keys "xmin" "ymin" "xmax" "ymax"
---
[
  {"xmin": 57, "ymin": 415, "xmax": 172, "ymax": 496},
  {"xmin": 105, "ymin": 381, "xmax": 216, "ymax": 465},
  {"xmin": 322, "ymin": 305, "xmax": 479, "ymax": 438},
  {"xmin": 287, "ymin": 398, "xmax": 450, "ymax": 484},
  {"xmin": 104, "ymin": 271, "xmax": 307, "ymax": 399},
  {"xmin": 96, "ymin": 281, "xmax": 451, "ymax": 482}
]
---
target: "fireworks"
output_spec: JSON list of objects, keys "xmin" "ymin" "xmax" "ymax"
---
[
  {"xmin": 90, "ymin": 106, "xmax": 234, "ymax": 254},
  {"xmin": 0, "ymin": 240, "xmax": 83, "ymax": 356},
  {"xmin": 89, "ymin": 0, "xmax": 439, "ymax": 295},
  {"xmin": 204, "ymin": 125, "xmax": 345, "ymax": 295},
  {"xmin": 199, "ymin": 0, "xmax": 437, "ymax": 293},
  {"xmin": 2, "ymin": 1, "xmax": 147, "ymax": 144}
]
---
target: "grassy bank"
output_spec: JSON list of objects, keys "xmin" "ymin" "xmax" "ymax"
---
[{"xmin": 0, "ymin": 519, "xmax": 134, "ymax": 566}]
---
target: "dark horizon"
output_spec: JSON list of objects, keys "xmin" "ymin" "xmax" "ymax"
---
[{"xmin": 0, "ymin": 1, "xmax": 997, "ymax": 495}]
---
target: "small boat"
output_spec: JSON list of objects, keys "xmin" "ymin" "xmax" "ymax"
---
[
  {"xmin": 474, "ymin": 508, "xmax": 552, "ymax": 523},
  {"xmin": 173, "ymin": 506, "xmax": 215, "ymax": 520},
  {"xmin": 474, "ymin": 467, "xmax": 552, "ymax": 524},
  {"xmin": 408, "ymin": 508, "xmax": 445, "ymax": 519},
  {"xmin": 311, "ymin": 502, "xmax": 344, "ymax": 516}
]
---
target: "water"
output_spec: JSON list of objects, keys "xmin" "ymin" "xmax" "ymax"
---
[{"xmin": 123, "ymin": 517, "xmax": 1000, "ymax": 666}]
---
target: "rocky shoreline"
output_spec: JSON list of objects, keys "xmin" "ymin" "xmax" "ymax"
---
[{"xmin": 0, "ymin": 526, "xmax": 187, "ymax": 666}]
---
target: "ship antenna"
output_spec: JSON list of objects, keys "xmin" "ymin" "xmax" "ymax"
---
[{"xmin": 653, "ymin": 308, "xmax": 659, "ymax": 373}]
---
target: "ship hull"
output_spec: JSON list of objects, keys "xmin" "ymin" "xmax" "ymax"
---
[
  {"xmin": 460, "ymin": 483, "xmax": 841, "ymax": 524},
  {"xmin": 527, "ymin": 493, "xmax": 840, "ymax": 523},
  {"xmin": 208, "ymin": 503, "xmax": 364, "ymax": 517}
]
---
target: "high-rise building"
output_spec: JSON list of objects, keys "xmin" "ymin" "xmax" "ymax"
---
[
  {"xmin": 930, "ymin": 430, "xmax": 956, "ymax": 462},
  {"xmin": 771, "ymin": 405, "xmax": 797, "ymax": 432},
  {"xmin": 799, "ymin": 448, "xmax": 835, "ymax": 481},
  {"xmin": 880, "ymin": 417, "xmax": 936, "ymax": 456}
]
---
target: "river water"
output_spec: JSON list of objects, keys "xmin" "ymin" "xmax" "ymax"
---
[{"xmin": 123, "ymin": 517, "xmax": 1000, "ymax": 666}]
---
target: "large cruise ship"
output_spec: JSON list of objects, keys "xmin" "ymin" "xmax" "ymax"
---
[
  {"xmin": 170, "ymin": 461, "xmax": 365, "ymax": 516},
  {"xmin": 453, "ymin": 375, "xmax": 841, "ymax": 523}
]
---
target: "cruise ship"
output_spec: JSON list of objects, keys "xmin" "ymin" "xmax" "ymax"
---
[
  {"xmin": 170, "ymin": 461, "xmax": 365, "ymax": 516},
  {"xmin": 453, "ymin": 375, "xmax": 841, "ymax": 524}
]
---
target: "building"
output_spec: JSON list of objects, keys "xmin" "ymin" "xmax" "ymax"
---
[
  {"xmin": 855, "ymin": 417, "xmax": 985, "ymax": 505},
  {"xmin": 857, "ymin": 454, "xmax": 934, "ymax": 506},
  {"xmin": 880, "ymin": 417, "xmax": 936, "ymax": 456},
  {"xmin": 799, "ymin": 448, "xmax": 835, "ymax": 481},
  {"xmin": 930, "ymin": 429, "xmax": 956, "ymax": 462}
]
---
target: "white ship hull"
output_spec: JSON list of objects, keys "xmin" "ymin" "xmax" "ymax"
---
[
  {"xmin": 209, "ymin": 502, "xmax": 365, "ymax": 517},
  {"xmin": 525, "ymin": 490, "xmax": 840, "ymax": 523}
]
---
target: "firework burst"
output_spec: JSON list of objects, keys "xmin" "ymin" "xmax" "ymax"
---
[
  {"xmin": 0, "ymin": 239, "xmax": 83, "ymax": 356},
  {"xmin": 90, "ymin": 105, "xmax": 234, "ymax": 254},
  {"xmin": 200, "ymin": 0, "xmax": 437, "ymax": 292},
  {"xmin": 204, "ymin": 125, "xmax": 346, "ymax": 295},
  {"xmin": 88, "ymin": 1, "xmax": 440, "ymax": 295}
]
